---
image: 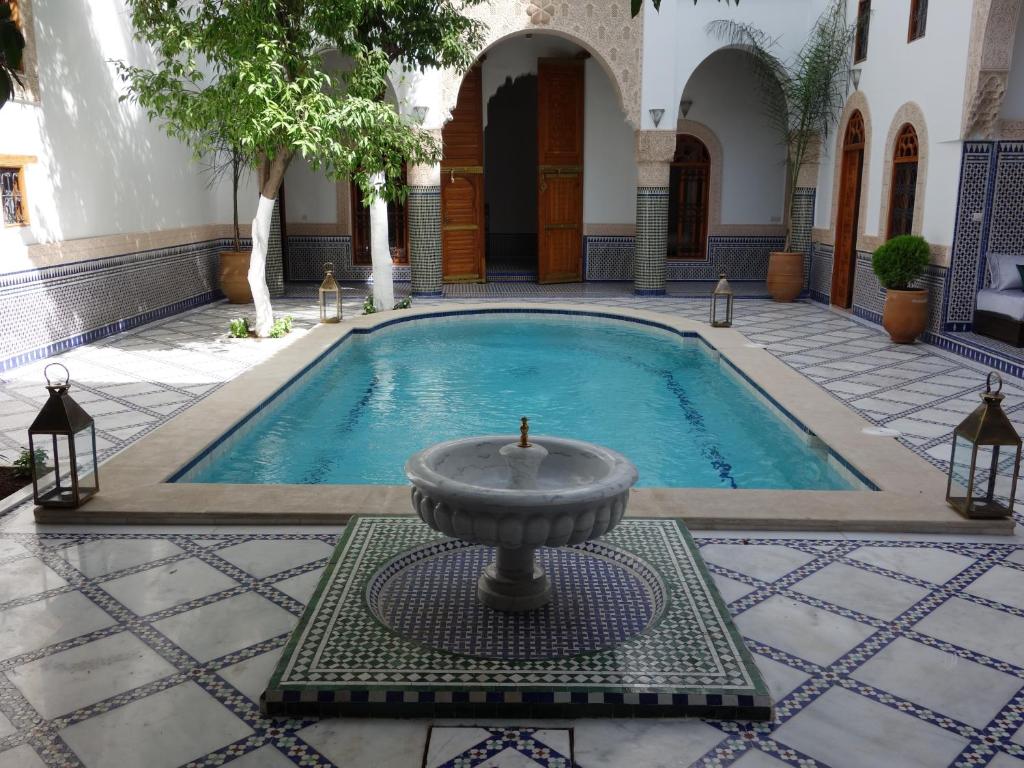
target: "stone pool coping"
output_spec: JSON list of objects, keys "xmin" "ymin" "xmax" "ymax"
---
[{"xmin": 34, "ymin": 302, "xmax": 1013, "ymax": 535}]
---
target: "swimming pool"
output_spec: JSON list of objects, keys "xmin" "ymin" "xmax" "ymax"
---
[{"xmin": 176, "ymin": 313, "xmax": 860, "ymax": 490}]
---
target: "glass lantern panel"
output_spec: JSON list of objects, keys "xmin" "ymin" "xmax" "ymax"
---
[
  {"xmin": 73, "ymin": 425, "xmax": 98, "ymax": 495},
  {"xmin": 947, "ymin": 434, "xmax": 974, "ymax": 505},
  {"xmin": 973, "ymin": 444, "xmax": 1018, "ymax": 513},
  {"xmin": 32, "ymin": 433, "xmax": 72, "ymax": 504}
]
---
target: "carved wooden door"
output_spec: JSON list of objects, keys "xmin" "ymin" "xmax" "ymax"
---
[
  {"xmin": 537, "ymin": 59, "xmax": 584, "ymax": 284},
  {"xmin": 441, "ymin": 65, "xmax": 485, "ymax": 282},
  {"xmin": 831, "ymin": 111, "xmax": 865, "ymax": 308}
]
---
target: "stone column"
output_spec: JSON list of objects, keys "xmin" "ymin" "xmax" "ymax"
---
[
  {"xmin": 408, "ymin": 129, "xmax": 444, "ymax": 297},
  {"xmin": 633, "ymin": 130, "xmax": 676, "ymax": 295}
]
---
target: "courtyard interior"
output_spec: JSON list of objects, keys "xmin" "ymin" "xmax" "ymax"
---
[{"xmin": 1, "ymin": 286, "xmax": 1023, "ymax": 767}]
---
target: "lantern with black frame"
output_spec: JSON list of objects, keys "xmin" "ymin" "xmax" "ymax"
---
[
  {"xmin": 27, "ymin": 364, "xmax": 98, "ymax": 508},
  {"xmin": 946, "ymin": 372, "xmax": 1021, "ymax": 519}
]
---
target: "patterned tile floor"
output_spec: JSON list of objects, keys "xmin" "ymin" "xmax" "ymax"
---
[{"xmin": 2, "ymin": 282, "xmax": 1024, "ymax": 767}]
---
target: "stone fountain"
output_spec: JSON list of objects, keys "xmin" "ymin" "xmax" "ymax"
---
[{"xmin": 405, "ymin": 418, "xmax": 639, "ymax": 611}]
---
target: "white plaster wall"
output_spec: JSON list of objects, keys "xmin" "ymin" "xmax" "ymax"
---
[
  {"xmin": 814, "ymin": 0, "xmax": 974, "ymax": 249},
  {"xmin": 280, "ymin": 156, "xmax": 336, "ymax": 225},
  {"xmin": 0, "ymin": 0, "xmax": 222, "ymax": 269},
  {"xmin": 682, "ymin": 49, "xmax": 787, "ymax": 225},
  {"xmin": 1001, "ymin": 13, "xmax": 1024, "ymax": 120}
]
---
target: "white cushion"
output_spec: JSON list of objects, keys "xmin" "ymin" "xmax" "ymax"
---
[
  {"xmin": 976, "ymin": 288, "xmax": 1024, "ymax": 321},
  {"xmin": 987, "ymin": 253, "xmax": 1024, "ymax": 291}
]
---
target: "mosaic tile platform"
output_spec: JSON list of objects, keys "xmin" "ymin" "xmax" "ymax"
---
[{"xmin": 263, "ymin": 516, "xmax": 772, "ymax": 720}]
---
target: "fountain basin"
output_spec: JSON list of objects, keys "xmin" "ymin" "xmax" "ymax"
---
[{"xmin": 405, "ymin": 435, "xmax": 639, "ymax": 611}]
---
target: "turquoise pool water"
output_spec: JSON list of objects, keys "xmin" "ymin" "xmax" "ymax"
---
[{"xmin": 178, "ymin": 313, "xmax": 857, "ymax": 489}]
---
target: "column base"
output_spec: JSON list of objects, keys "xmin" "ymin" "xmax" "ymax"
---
[
  {"xmin": 411, "ymin": 290, "xmax": 444, "ymax": 298},
  {"xmin": 634, "ymin": 287, "xmax": 666, "ymax": 296}
]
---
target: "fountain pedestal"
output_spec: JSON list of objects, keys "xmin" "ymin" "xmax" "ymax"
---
[{"xmin": 478, "ymin": 545, "xmax": 550, "ymax": 611}]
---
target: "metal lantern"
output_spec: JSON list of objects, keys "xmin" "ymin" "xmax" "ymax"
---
[
  {"xmin": 946, "ymin": 372, "xmax": 1021, "ymax": 519},
  {"xmin": 319, "ymin": 262, "xmax": 342, "ymax": 323},
  {"xmin": 710, "ymin": 273, "xmax": 734, "ymax": 328},
  {"xmin": 27, "ymin": 364, "xmax": 98, "ymax": 508}
]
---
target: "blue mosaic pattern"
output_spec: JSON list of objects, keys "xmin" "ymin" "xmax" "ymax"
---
[
  {"xmin": 409, "ymin": 186, "xmax": 443, "ymax": 296},
  {"xmin": 285, "ymin": 235, "xmax": 411, "ymax": 283},
  {"xmin": 0, "ymin": 240, "xmax": 222, "ymax": 373},
  {"xmin": 584, "ymin": 236, "xmax": 634, "ymax": 281},
  {"xmin": 264, "ymin": 517, "xmax": 771, "ymax": 719},
  {"xmin": 791, "ymin": 187, "xmax": 816, "ymax": 289},
  {"xmin": 368, "ymin": 539, "xmax": 662, "ymax": 660},
  {"xmin": 634, "ymin": 188, "xmax": 669, "ymax": 294},
  {"xmin": 666, "ymin": 236, "xmax": 786, "ymax": 282},
  {"xmin": 428, "ymin": 727, "xmax": 572, "ymax": 767},
  {"xmin": 808, "ymin": 242, "xmax": 833, "ymax": 303}
]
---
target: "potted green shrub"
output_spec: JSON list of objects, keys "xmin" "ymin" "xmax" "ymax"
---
[
  {"xmin": 872, "ymin": 235, "xmax": 931, "ymax": 344},
  {"xmin": 707, "ymin": 0, "xmax": 854, "ymax": 302}
]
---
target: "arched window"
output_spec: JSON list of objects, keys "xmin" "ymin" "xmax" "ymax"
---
[
  {"xmin": 667, "ymin": 135, "xmax": 710, "ymax": 260},
  {"xmin": 887, "ymin": 124, "xmax": 919, "ymax": 238}
]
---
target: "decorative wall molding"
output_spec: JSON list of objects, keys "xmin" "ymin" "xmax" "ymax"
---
[
  {"xmin": 962, "ymin": 0, "xmax": 1023, "ymax": 138},
  {"xmin": 634, "ymin": 130, "xmax": 676, "ymax": 187},
  {"xmin": 440, "ymin": 0, "xmax": 643, "ymax": 128}
]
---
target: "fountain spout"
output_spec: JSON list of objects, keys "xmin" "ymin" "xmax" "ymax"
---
[{"xmin": 500, "ymin": 417, "xmax": 548, "ymax": 490}]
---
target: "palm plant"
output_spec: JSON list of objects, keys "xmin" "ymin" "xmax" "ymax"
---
[
  {"xmin": 0, "ymin": 1, "xmax": 25, "ymax": 109},
  {"xmin": 706, "ymin": 0, "xmax": 854, "ymax": 250}
]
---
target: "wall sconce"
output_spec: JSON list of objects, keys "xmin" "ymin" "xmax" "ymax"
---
[
  {"xmin": 680, "ymin": 99, "xmax": 693, "ymax": 119},
  {"xmin": 412, "ymin": 105, "xmax": 429, "ymax": 124},
  {"xmin": 649, "ymin": 108, "xmax": 665, "ymax": 128},
  {"xmin": 850, "ymin": 68, "xmax": 862, "ymax": 91}
]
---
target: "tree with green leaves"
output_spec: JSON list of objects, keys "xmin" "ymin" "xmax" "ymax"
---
[
  {"xmin": 0, "ymin": 1, "xmax": 25, "ymax": 109},
  {"xmin": 706, "ymin": 0, "xmax": 854, "ymax": 251},
  {"xmin": 118, "ymin": 0, "xmax": 483, "ymax": 335}
]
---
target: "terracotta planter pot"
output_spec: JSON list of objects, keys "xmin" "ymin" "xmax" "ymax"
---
[
  {"xmin": 219, "ymin": 250, "xmax": 253, "ymax": 304},
  {"xmin": 766, "ymin": 251, "xmax": 804, "ymax": 302},
  {"xmin": 882, "ymin": 288, "xmax": 929, "ymax": 344}
]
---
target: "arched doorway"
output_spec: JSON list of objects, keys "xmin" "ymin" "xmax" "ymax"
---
[
  {"xmin": 441, "ymin": 34, "xmax": 620, "ymax": 285},
  {"xmin": 831, "ymin": 110, "xmax": 865, "ymax": 308},
  {"xmin": 667, "ymin": 134, "xmax": 710, "ymax": 261}
]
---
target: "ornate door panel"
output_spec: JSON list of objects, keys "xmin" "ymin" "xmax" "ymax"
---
[
  {"xmin": 441, "ymin": 65, "xmax": 485, "ymax": 281},
  {"xmin": 831, "ymin": 112, "xmax": 865, "ymax": 308},
  {"xmin": 537, "ymin": 59, "xmax": 584, "ymax": 284}
]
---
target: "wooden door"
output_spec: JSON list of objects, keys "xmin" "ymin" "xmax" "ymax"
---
[
  {"xmin": 441, "ymin": 65, "xmax": 485, "ymax": 281},
  {"xmin": 537, "ymin": 59, "xmax": 584, "ymax": 284},
  {"xmin": 668, "ymin": 135, "xmax": 710, "ymax": 260},
  {"xmin": 831, "ymin": 111, "xmax": 865, "ymax": 308}
]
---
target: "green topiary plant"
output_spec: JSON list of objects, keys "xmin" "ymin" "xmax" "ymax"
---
[{"xmin": 872, "ymin": 235, "xmax": 930, "ymax": 291}]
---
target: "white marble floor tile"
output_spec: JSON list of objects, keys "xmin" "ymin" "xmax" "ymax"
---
[
  {"xmin": 424, "ymin": 726, "xmax": 492, "ymax": 766},
  {"xmin": 965, "ymin": 565, "xmax": 1024, "ymax": 611},
  {"xmin": 0, "ymin": 744, "xmax": 47, "ymax": 768},
  {"xmin": 58, "ymin": 538, "xmax": 184, "ymax": 578},
  {"xmin": 736, "ymin": 595, "xmax": 875, "ymax": 666},
  {"xmin": 851, "ymin": 637, "xmax": 1021, "ymax": 729},
  {"xmin": 773, "ymin": 687, "xmax": 967, "ymax": 768},
  {"xmin": 477, "ymin": 748, "xmax": 545, "ymax": 767},
  {"xmin": 914, "ymin": 597, "xmax": 1024, "ymax": 667},
  {"xmin": 729, "ymin": 751, "xmax": 792, "ymax": 768},
  {"xmin": 751, "ymin": 653, "xmax": 811, "ymax": 701},
  {"xmin": 217, "ymin": 648, "xmax": 284, "ymax": 704},
  {"xmin": 0, "ymin": 539, "xmax": 28, "ymax": 560},
  {"xmin": 222, "ymin": 745, "xmax": 297, "ymax": 767},
  {"xmin": 573, "ymin": 719, "xmax": 725, "ymax": 768},
  {"xmin": 0, "ymin": 556, "xmax": 67, "ymax": 603},
  {"xmin": 153, "ymin": 592, "xmax": 296, "ymax": 662},
  {"xmin": 59, "ymin": 681, "xmax": 252, "ymax": 768},
  {"xmin": 297, "ymin": 719, "xmax": 429, "ymax": 768},
  {"xmin": 0, "ymin": 711, "xmax": 15, "ymax": 740},
  {"xmin": 272, "ymin": 568, "xmax": 324, "ymax": 605},
  {"xmin": 698, "ymin": 544, "xmax": 816, "ymax": 583},
  {"xmin": 790, "ymin": 562, "xmax": 929, "ymax": 620},
  {"xmin": 0, "ymin": 591, "xmax": 115, "ymax": 660},
  {"xmin": 215, "ymin": 539, "xmax": 334, "ymax": 578},
  {"xmin": 845, "ymin": 545, "xmax": 974, "ymax": 584},
  {"xmin": 100, "ymin": 556, "xmax": 237, "ymax": 615},
  {"xmin": 989, "ymin": 754, "xmax": 1024, "ymax": 768},
  {"xmin": 7, "ymin": 631, "xmax": 177, "ymax": 719}
]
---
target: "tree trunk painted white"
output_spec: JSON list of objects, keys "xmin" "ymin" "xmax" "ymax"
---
[
  {"xmin": 369, "ymin": 172, "xmax": 394, "ymax": 311},
  {"xmin": 248, "ymin": 195, "xmax": 276, "ymax": 337}
]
